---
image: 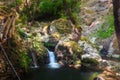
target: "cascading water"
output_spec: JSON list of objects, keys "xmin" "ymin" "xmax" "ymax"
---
[
  {"xmin": 30, "ymin": 49, "xmax": 39, "ymax": 68},
  {"xmin": 47, "ymin": 49, "xmax": 60, "ymax": 69}
]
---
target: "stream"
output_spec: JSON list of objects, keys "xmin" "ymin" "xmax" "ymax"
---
[
  {"xmin": 22, "ymin": 49, "xmax": 99, "ymax": 80},
  {"xmin": 23, "ymin": 66, "xmax": 99, "ymax": 80}
]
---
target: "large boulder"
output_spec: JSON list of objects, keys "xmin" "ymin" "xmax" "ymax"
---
[
  {"xmin": 49, "ymin": 18, "xmax": 72, "ymax": 35},
  {"xmin": 55, "ymin": 38, "xmax": 83, "ymax": 66},
  {"xmin": 39, "ymin": 18, "xmax": 73, "ymax": 48},
  {"xmin": 78, "ymin": 38, "xmax": 101, "ymax": 60}
]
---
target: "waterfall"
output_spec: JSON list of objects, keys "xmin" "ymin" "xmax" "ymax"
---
[
  {"xmin": 30, "ymin": 49, "xmax": 39, "ymax": 68},
  {"xmin": 47, "ymin": 49, "xmax": 60, "ymax": 69}
]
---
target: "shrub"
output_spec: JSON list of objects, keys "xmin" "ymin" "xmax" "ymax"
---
[
  {"xmin": 20, "ymin": 52, "xmax": 31, "ymax": 69},
  {"xmin": 20, "ymin": 0, "xmax": 81, "ymax": 21}
]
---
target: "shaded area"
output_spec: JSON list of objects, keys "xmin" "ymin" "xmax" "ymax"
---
[{"xmin": 23, "ymin": 67, "xmax": 99, "ymax": 80}]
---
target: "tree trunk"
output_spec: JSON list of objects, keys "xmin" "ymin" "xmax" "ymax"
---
[{"xmin": 112, "ymin": 0, "xmax": 120, "ymax": 50}]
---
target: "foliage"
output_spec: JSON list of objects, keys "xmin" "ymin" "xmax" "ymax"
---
[
  {"xmin": 118, "ymin": 55, "xmax": 120, "ymax": 61},
  {"xmin": 19, "ymin": 13, "xmax": 28, "ymax": 23},
  {"xmin": 20, "ymin": 51, "xmax": 31, "ymax": 69},
  {"xmin": 43, "ymin": 42, "xmax": 55, "ymax": 47},
  {"xmin": 8, "ymin": 0, "xmax": 23, "ymax": 7},
  {"xmin": 50, "ymin": 18, "xmax": 72, "ymax": 34},
  {"xmin": 17, "ymin": 27, "xmax": 27, "ymax": 39},
  {"xmin": 89, "ymin": 72, "xmax": 99, "ymax": 80},
  {"xmin": 16, "ymin": 0, "xmax": 23, "ymax": 5},
  {"xmin": 38, "ymin": 0, "xmax": 63, "ymax": 16},
  {"xmin": 20, "ymin": 0, "xmax": 81, "ymax": 21},
  {"xmin": 32, "ymin": 41, "xmax": 47, "ymax": 56},
  {"xmin": 95, "ymin": 15, "xmax": 114, "ymax": 38},
  {"xmin": 33, "ymin": 41, "xmax": 42, "ymax": 51}
]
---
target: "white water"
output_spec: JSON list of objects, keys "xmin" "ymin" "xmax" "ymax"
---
[
  {"xmin": 30, "ymin": 49, "xmax": 39, "ymax": 68},
  {"xmin": 47, "ymin": 49, "xmax": 60, "ymax": 69}
]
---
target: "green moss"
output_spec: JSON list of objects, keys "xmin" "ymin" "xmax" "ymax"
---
[
  {"xmin": 20, "ymin": 51, "xmax": 31, "ymax": 69},
  {"xmin": 8, "ymin": 0, "xmax": 23, "ymax": 7},
  {"xmin": 33, "ymin": 42, "xmax": 47, "ymax": 54},
  {"xmin": 17, "ymin": 27, "xmax": 27, "ymax": 39},
  {"xmin": 81, "ymin": 58, "xmax": 99, "ymax": 66},
  {"xmin": 94, "ymin": 15, "xmax": 114, "ymax": 39},
  {"xmin": 32, "ymin": 41, "xmax": 47, "ymax": 63},
  {"xmin": 43, "ymin": 42, "xmax": 56, "ymax": 47},
  {"xmin": 51, "ymin": 18, "xmax": 72, "ymax": 34},
  {"xmin": 80, "ymin": 36, "xmax": 100, "ymax": 50},
  {"xmin": 64, "ymin": 41, "xmax": 83, "ymax": 54}
]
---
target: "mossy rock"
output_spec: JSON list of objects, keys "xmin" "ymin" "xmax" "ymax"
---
[
  {"xmin": 33, "ymin": 42, "xmax": 47, "ymax": 57},
  {"xmin": 51, "ymin": 32, "xmax": 61, "ymax": 41},
  {"xmin": 50, "ymin": 18, "xmax": 72, "ymax": 34},
  {"xmin": 63, "ymin": 41, "xmax": 83, "ymax": 54},
  {"xmin": 80, "ymin": 35, "xmax": 89, "ymax": 41},
  {"xmin": 55, "ymin": 40, "xmax": 83, "ymax": 65},
  {"xmin": 80, "ymin": 36, "xmax": 100, "ymax": 50},
  {"xmin": 81, "ymin": 58, "xmax": 99, "ymax": 66}
]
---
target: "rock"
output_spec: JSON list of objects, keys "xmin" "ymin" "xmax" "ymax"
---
[
  {"xmin": 78, "ymin": 40, "xmax": 101, "ymax": 60},
  {"xmin": 100, "ymin": 0, "xmax": 108, "ymax": 2},
  {"xmin": 55, "ymin": 39, "xmax": 83, "ymax": 65},
  {"xmin": 41, "ymin": 34, "xmax": 49, "ymax": 42},
  {"xmin": 98, "ymin": 70, "xmax": 120, "ymax": 80},
  {"xmin": 97, "ymin": 60, "xmax": 120, "ymax": 80},
  {"xmin": 112, "ymin": 35, "xmax": 120, "ymax": 54},
  {"xmin": 47, "ymin": 32, "xmax": 61, "ymax": 46},
  {"xmin": 81, "ymin": 58, "xmax": 100, "ymax": 70},
  {"xmin": 68, "ymin": 60, "xmax": 81, "ymax": 69},
  {"xmin": 49, "ymin": 18, "xmax": 72, "ymax": 35},
  {"xmin": 49, "ymin": 25, "xmax": 58, "ymax": 34},
  {"xmin": 81, "ymin": 0, "xmax": 112, "ymax": 38},
  {"xmin": 32, "ymin": 42, "xmax": 48, "ymax": 64},
  {"xmin": 40, "ymin": 18, "xmax": 72, "ymax": 46},
  {"xmin": 93, "ymin": 76, "xmax": 105, "ymax": 80},
  {"xmin": 99, "ymin": 60, "xmax": 109, "ymax": 69},
  {"xmin": 74, "ymin": 60, "xmax": 81, "ymax": 69}
]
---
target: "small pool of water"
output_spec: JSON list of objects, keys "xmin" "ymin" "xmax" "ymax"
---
[{"xmin": 23, "ymin": 66, "xmax": 99, "ymax": 80}]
